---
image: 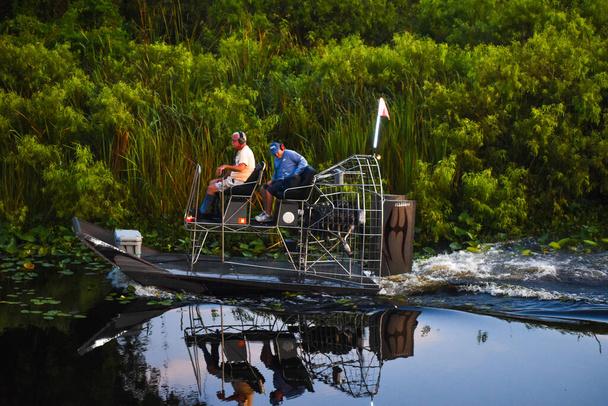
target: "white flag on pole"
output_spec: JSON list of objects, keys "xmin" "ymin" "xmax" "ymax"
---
[
  {"xmin": 373, "ymin": 97, "xmax": 390, "ymax": 150},
  {"xmin": 378, "ymin": 97, "xmax": 390, "ymax": 120}
]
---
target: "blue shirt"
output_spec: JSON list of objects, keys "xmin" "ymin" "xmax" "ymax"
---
[{"xmin": 272, "ymin": 149, "xmax": 308, "ymax": 181}]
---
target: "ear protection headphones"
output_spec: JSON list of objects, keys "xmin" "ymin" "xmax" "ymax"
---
[{"xmin": 234, "ymin": 131, "xmax": 247, "ymax": 145}]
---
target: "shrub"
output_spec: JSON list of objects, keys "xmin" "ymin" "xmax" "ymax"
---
[{"xmin": 42, "ymin": 144, "xmax": 128, "ymax": 223}]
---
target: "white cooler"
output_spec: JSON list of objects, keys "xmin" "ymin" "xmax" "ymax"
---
[{"xmin": 114, "ymin": 229, "xmax": 143, "ymax": 257}]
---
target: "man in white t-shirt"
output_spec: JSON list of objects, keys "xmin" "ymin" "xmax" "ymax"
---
[{"xmin": 198, "ymin": 131, "xmax": 255, "ymax": 218}]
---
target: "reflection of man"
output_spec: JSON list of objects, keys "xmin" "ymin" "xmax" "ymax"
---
[
  {"xmin": 201, "ymin": 339, "xmax": 264, "ymax": 405},
  {"xmin": 201, "ymin": 341, "xmax": 221, "ymax": 377},
  {"xmin": 216, "ymin": 380, "xmax": 255, "ymax": 406},
  {"xmin": 260, "ymin": 340, "xmax": 308, "ymax": 405},
  {"xmin": 198, "ymin": 131, "xmax": 255, "ymax": 219}
]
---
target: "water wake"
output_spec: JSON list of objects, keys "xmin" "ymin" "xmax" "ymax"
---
[{"xmin": 380, "ymin": 244, "xmax": 608, "ymax": 304}]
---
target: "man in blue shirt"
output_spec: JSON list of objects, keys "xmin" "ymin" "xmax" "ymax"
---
[
  {"xmin": 255, "ymin": 142, "xmax": 308, "ymax": 223},
  {"xmin": 260, "ymin": 340, "xmax": 309, "ymax": 405}
]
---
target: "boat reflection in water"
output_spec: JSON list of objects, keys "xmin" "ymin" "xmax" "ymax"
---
[{"xmin": 79, "ymin": 302, "xmax": 420, "ymax": 405}]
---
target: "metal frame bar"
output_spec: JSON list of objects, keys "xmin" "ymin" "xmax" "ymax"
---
[{"xmin": 184, "ymin": 155, "xmax": 385, "ymax": 288}]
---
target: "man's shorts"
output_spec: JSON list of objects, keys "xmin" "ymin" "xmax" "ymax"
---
[
  {"xmin": 214, "ymin": 177, "xmax": 243, "ymax": 192},
  {"xmin": 265, "ymin": 179, "xmax": 290, "ymax": 198}
]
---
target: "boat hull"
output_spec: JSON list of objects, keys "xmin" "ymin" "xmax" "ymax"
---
[{"xmin": 73, "ymin": 218, "xmax": 379, "ymax": 296}]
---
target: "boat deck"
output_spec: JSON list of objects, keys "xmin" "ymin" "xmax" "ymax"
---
[{"xmin": 74, "ymin": 218, "xmax": 379, "ymax": 296}]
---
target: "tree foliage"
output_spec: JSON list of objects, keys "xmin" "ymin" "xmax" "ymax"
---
[{"xmin": 0, "ymin": 0, "xmax": 606, "ymax": 244}]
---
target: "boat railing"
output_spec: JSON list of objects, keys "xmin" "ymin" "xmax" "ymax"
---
[{"xmin": 183, "ymin": 154, "xmax": 385, "ymax": 288}]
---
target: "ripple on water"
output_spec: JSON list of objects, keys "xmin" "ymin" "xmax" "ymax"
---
[{"xmin": 380, "ymin": 244, "xmax": 608, "ymax": 304}]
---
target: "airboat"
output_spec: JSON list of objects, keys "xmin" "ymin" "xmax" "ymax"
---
[{"xmin": 73, "ymin": 98, "xmax": 416, "ymax": 296}]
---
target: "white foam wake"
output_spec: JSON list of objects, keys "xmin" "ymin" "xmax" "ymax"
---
[
  {"xmin": 458, "ymin": 282, "xmax": 566, "ymax": 301},
  {"xmin": 107, "ymin": 267, "xmax": 178, "ymax": 299},
  {"xmin": 458, "ymin": 282, "xmax": 607, "ymax": 303},
  {"xmin": 380, "ymin": 244, "xmax": 608, "ymax": 299}
]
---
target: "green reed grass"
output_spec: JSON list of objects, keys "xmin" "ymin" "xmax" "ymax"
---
[{"xmin": 3, "ymin": 1, "xmax": 606, "ymax": 244}]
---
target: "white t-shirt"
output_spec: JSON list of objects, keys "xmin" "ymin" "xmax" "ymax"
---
[{"xmin": 230, "ymin": 145, "xmax": 255, "ymax": 182}]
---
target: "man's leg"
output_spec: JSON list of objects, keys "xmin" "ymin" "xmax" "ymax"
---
[
  {"xmin": 199, "ymin": 180, "xmax": 220, "ymax": 216},
  {"xmin": 263, "ymin": 186, "xmax": 274, "ymax": 216},
  {"xmin": 255, "ymin": 185, "xmax": 274, "ymax": 222}
]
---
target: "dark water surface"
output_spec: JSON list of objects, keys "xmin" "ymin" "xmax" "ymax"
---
[{"xmin": 1, "ymin": 246, "xmax": 607, "ymax": 405}]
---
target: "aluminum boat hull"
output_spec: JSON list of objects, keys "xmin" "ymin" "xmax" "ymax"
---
[{"xmin": 73, "ymin": 218, "xmax": 379, "ymax": 296}]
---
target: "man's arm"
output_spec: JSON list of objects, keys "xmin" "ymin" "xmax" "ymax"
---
[
  {"xmin": 216, "ymin": 162, "xmax": 246, "ymax": 176},
  {"xmin": 289, "ymin": 151, "xmax": 308, "ymax": 176},
  {"xmin": 271, "ymin": 157, "xmax": 280, "ymax": 181}
]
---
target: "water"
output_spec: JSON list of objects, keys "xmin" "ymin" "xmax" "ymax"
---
[
  {"xmin": 1, "ymin": 244, "xmax": 607, "ymax": 405},
  {"xmin": 380, "ymin": 243, "xmax": 608, "ymax": 325}
]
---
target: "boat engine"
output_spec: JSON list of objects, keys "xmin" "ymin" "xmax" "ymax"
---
[{"xmin": 381, "ymin": 195, "xmax": 416, "ymax": 276}]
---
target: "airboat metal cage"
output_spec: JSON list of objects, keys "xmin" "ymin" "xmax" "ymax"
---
[
  {"xmin": 183, "ymin": 154, "xmax": 384, "ymax": 287},
  {"xmin": 182, "ymin": 305, "xmax": 398, "ymax": 400}
]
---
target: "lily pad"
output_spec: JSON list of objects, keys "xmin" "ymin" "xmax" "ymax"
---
[
  {"xmin": 4, "ymin": 239, "xmax": 18, "ymax": 255},
  {"xmin": 30, "ymin": 298, "xmax": 61, "ymax": 305},
  {"xmin": 422, "ymin": 247, "xmax": 436, "ymax": 256},
  {"xmin": 43, "ymin": 310, "xmax": 60, "ymax": 317},
  {"xmin": 449, "ymin": 242, "xmax": 462, "ymax": 251},
  {"xmin": 23, "ymin": 262, "xmax": 35, "ymax": 270},
  {"xmin": 148, "ymin": 299, "xmax": 174, "ymax": 306},
  {"xmin": 17, "ymin": 233, "xmax": 36, "ymax": 243}
]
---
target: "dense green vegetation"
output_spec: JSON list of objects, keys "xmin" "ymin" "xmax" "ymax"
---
[{"xmin": 1, "ymin": 0, "xmax": 607, "ymax": 247}]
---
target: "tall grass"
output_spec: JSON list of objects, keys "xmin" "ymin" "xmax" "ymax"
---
[
  {"xmin": 380, "ymin": 95, "xmax": 421, "ymax": 195},
  {"xmin": 0, "ymin": 32, "xmax": 448, "ymax": 222},
  {"xmin": 2, "ymin": 1, "xmax": 607, "ymax": 244}
]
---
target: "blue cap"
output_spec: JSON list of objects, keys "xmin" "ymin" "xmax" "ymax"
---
[{"xmin": 269, "ymin": 142, "xmax": 281, "ymax": 155}]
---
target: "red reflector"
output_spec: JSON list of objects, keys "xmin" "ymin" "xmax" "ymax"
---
[
  {"xmin": 238, "ymin": 217, "xmax": 247, "ymax": 224},
  {"xmin": 185, "ymin": 215, "xmax": 195, "ymax": 223}
]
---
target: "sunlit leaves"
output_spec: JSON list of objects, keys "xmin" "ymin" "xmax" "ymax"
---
[
  {"xmin": 412, "ymin": 156, "xmax": 457, "ymax": 242},
  {"xmin": 42, "ymin": 144, "xmax": 126, "ymax": 222},
  {"xmin": 0, "ymin": 40, "xmax": 78, "ymax": 95},
  {"xmin": 0, "ymin": 1, "xmax": 607, "ymax": 246}
]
